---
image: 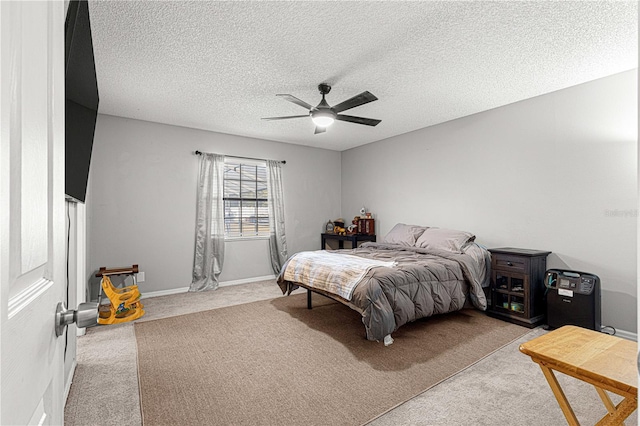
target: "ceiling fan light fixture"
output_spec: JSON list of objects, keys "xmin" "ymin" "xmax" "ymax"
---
[
  {"xmin": 263, "ymin": 84, "xmax": 380, "ymax": 134},
  {"xmin": 311, "ymin": 110, "xmax": 336, "ymax": 127}
]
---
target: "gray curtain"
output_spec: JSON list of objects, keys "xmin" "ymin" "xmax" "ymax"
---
[
  {"xmin": 190, "ymin": 153, "xmax": 225, "ymax": 291},
  {"xmin": 267, "ymin": 160, "xmax": 288, "ymax": 274}
]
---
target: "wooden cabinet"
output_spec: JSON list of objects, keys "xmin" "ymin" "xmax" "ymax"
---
[
  {"xmin": 321, "ymin": 233, "xmax": 376, "ymax": 250},
  {"xmin": 487, "ymin": 247, "xmax": 551, "ymax": 328}
]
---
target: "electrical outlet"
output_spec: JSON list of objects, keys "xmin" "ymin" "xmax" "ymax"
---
[{"xmin": 137, "ymin": 271, "xmax": 145, "ymax": 283}]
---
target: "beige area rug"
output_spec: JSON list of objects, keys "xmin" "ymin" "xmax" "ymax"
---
[{"xmin": 135, "ymin": 293, "xmax": 530, "ymax": 426}]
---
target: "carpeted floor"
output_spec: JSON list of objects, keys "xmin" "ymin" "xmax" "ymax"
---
[
  {"xmin": 134, "ymin": 293, "xmax": 528, "ymax": 426},
  {"xmin": 64, "ymin": 280, "xmax": 638, "ymax": 425}
]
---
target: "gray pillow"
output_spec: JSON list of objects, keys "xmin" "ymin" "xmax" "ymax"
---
[
  {"xmin": 414, "ymin": 227, "xmax": 475, "ymax": 253},
  {"xmin": 382, "ymin": 223, "xmax": 427, "ymax": 246}
]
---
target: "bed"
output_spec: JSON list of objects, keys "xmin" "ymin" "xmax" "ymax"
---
[{"xmin": 277, "ymin": 224, "xmax": 491, "ymax": 345}]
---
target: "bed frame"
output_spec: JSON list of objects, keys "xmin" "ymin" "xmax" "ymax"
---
[
  {"xmin": 296, "ymin": 284, "xmax": 395, "ymax": 345},
  {"xmin": 300, "ymin": 285, "xmax": 362, "ymax": 313}
]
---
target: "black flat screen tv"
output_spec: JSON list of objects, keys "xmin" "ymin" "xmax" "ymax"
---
[{"xmin": 65, "ymin": 0, "xmax": 99, "ymax": 203}]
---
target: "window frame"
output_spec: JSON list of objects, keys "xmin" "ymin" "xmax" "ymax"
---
[{"xmin": 222, "ymin": 158, "xmax": 270, "ymax": 240}]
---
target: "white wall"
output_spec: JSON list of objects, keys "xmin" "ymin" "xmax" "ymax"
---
[
  {"xmin": 87, "ymin": 115, "xmax": 341, "ymax": 295},
  {"xmin": 63, "ymin": 200, "xmax": 87, "ymax": 399},
  {"xmin": 63, "ymin": 201, "xmax": 77, "ymax": 399},
  {"xmin": 342, "ymin": 70, "xmax": 638, "ymax": 333}
]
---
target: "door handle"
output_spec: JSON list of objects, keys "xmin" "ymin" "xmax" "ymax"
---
[{"xmin": 55, "ymin": 301, "xmax": 98, "ymax": 337}]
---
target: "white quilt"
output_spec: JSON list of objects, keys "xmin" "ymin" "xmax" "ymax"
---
[{"xmin": 283, "ymin": 250, "xmax": 396, "ymax": 300}]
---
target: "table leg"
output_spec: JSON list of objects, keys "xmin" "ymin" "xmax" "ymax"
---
[
  {"xmin": 594, "ymin": 387, "xmax": 624, "ymax": 425},
  {"xmin": 538, "ymin": 363, "xmax": 580, "ymax": 426},
  {"xmin": 595, "ymin": 395, "xmax": 638, "ymax": 426}
]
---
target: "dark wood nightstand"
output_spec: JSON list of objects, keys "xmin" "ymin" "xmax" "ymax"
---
[
  {"xmin": 321, "ymin": 233, "xmax": 376, "ymax": 250},
  {"xmin": 487, "ymin": 247, "xmax": 551, "ymax": 328}
]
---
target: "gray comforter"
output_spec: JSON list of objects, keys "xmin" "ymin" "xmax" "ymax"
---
[{"xmin": 277, "ymin": 242, "xmax": 489, "ymax": 342}]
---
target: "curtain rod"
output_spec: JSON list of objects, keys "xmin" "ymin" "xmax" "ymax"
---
[{"xmin": 194, "ymin": 150, "xmax": 286, "ymax": 164}]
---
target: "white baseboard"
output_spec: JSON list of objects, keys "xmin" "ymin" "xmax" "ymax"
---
[
  {"xmin": 140, "ymin": 286, "xmax": 189, "ymax": 299},
  {"xmin": 219, "ymin": 274, "xmax": 276, "ymax": 287},
  {"xmin": 140, "ymin": 274, "xmax": 277, "ymax": 300},
  {"xmin": 605, "ymin": 327, "xmax": 637, "ymax": 341},
  {"xmin": 64, "ymin": 360, "xmax": 77, "ymax": 406},
  {"xmin": 119, "ymin": 280, "xmax": 640, "ymax": 343}
]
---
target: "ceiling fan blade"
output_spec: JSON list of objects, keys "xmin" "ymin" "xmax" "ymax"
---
[
  {"xmin": 332, "ymin": 91, "xmax": 378, "ymax": 113},
  {"xmin": 277, "ymin": 94, "xmax": 314, "ymax": 110},
  {"xmin": 314, "ymin": 126, "xmax": 326, "ymax": 134},
  {"xmin": 336, "ymin": 114, "xmax": 381, "ymax": 127},
  {"xmin": 262, "ymin": 115, "xmax": 309, "ymax": 121}
]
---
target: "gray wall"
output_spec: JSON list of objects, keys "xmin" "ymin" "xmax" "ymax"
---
[
  {"xmin": 87, "ymin": 115, "xmax": 341, "ymax": 294},
  {"xmin": 342, "ymin": 70, "xmax": 638, "ymax": 333},
  {"xmin": 87, "ymin": 71, "xmax": 637, "ymax": 333}
]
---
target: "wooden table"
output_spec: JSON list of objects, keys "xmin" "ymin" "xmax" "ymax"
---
[
  {"xmin": 321, "ymin": 233, "xmax": 376, "ymax": 250},
  {"xmin": 520, "ymin": 325, "xmax": 638, "ymax": 425}
]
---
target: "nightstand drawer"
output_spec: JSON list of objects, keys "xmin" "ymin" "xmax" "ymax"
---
[{"xmin": 493, "ymin": 255, "xmax": 528, "ymax": 272}]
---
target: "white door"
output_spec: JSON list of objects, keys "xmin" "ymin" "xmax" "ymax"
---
[{"xmin": 1, "ymin": 1, "xmax": 67, "ymax": 425}]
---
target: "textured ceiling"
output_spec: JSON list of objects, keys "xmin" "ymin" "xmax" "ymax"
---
[{"xmin": 88, "ymin": 1, "xmax": 637, "ymax": 151}]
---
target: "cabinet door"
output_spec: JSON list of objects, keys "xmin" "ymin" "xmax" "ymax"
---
[{"xmin": 492, "ymin": 271, "xmax": 528, "ymax": 316}]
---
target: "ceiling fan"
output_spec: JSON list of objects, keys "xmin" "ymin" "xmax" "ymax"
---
[{"xmin": 262, "ymin": 83, "xmax": 381, "ymax": 134}]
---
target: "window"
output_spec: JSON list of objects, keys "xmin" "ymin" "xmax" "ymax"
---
[{"xmin": 223, "ymin": 160, "xmax": 269, "ymax": 238}]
